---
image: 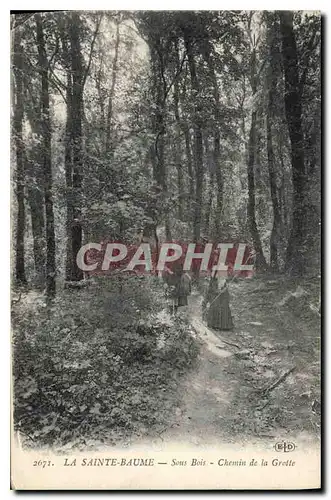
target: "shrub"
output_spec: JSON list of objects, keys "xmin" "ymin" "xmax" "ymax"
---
[{"xmin": 12, "ymin": 276, "xmax": 199, "ymax": 449}]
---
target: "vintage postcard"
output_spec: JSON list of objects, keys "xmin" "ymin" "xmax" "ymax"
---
[{"xmin": 11, "ymin": 10, "xmax": 321, "ymax": 490}]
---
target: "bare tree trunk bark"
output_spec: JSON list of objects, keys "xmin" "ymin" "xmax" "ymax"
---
[
  {"xmin": 183, "ymin": 123, "xmax": 195, "ymax": 220},
  {"xmin": 64, "ymin": 70, "xmax": 74, "ymax": 280},
  {"xmin": 183, "ymin": 31, "xmax": 203, "ymax": 243},
  {"xmin": 58, "ymin": 18, "xmax": 75, "ymax": 281},
  {"xmin": 105, "ymin": 15, "xmax": 120, "ymax": 154},
  {"xmin": 25, "ymin": 157, "xmax": 45, "ymax": 287},
  {"xmin": 247, "ymin": 110, "xmax": 267, "ymax": 270},
  {"xmin": 203, "ymin": 137, "xmax": 214, "ymax": 238},
  {"xmin": 28, "ymin": 189, "xmax": 45, "ymax": 286},
  {"xmin": 13, "ymin": 27, "xmax": 27, "ymax": 285},
  {"xmin": 202, "ymin": 42, "xmax": 223, "ymax": 240},
  {"xmin": 24, "ymin": 97, "xmax": 46, "ymax": 287},
  {"xmin": 266, "ymin": 14, "xmax": 281, "ymax": 272},
  {"xmin": 213, "ymin": 130, "xmax": 222, "ymax": 241},
  {"xmin": 246, "ymin": 43, "xmax": 267, "ymax": 271},
  {"xmin": 69, "ymin": 12, "xmax": 84, "ymax": 281},
  {"xmin": 148, "ymin": 37, "xmax": 171, "ymax": 241},
  {"xmin": 266, "ymin": 110, "xmax": 280, "ymax": 272},
  {"xmin": 280, "ymin": 11, "xmax": 307, "ymax": 275},
  {"xmin": 36, "ymin": 14, "xmax": 56, "ymax": 297},
  {"xmin": 173, "ymin": 42, "xmax": 184, "ymax": 221}
]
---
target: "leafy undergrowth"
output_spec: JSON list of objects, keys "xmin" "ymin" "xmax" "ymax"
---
[{"xmin": 12, "ymin": 276, "xmax": 199, "ymax": 450}]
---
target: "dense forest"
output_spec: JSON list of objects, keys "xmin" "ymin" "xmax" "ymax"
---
[{"xmin": 11, "ymin": 11, "xmax": 321, "ymax": 449}]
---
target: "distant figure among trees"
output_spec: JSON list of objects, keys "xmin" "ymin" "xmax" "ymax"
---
[{"xmin": 163, "ymin": 262, "xmax": 192, "ymax": 315}]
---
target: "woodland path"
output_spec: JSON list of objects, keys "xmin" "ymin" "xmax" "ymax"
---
[{"xmin": 155, "ymin": 277, "xmax": 321, "ymax": 449}]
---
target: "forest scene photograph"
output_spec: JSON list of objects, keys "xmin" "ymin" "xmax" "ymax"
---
[{"xmin": 10, "ymin": 10, "xmax": 321, "ymax": 454}]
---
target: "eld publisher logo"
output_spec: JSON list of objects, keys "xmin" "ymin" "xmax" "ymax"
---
[{"xmin": 274, "ymin": 441, "xmax": 296, "ymax": 453}]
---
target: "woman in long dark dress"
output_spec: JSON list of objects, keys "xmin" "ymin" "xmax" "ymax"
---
[{"xmin": 204, "ymin": 275, "xmax": 234, "ymax": 331}]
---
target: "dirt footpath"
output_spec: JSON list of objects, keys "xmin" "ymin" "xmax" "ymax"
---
[{"xmin": 159, "ymin": 277, "xmax": 321, "ymax": 449}]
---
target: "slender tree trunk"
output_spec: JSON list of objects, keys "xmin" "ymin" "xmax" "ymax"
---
[
  {"xmin": 203, "ymin": 136, "xmax": 214, "ymax": 237},
  {"xmin": 28, "ymin": 188, "xmax": 45, "ymax": 286},
  {"xmin": 25, "ymin": 157, "xmax": 45, "ymax": 287},
  {"xmin": 246, "ymin": 44, "xmax": 267, "ymax": 270},
  {"xmin": 277, "ymin": 177, "xmax": 287, "ymax": 264},
  {"xmin": 266, "ymin": 110, "xmax": 280, "ymax": 271},
  {"xmin": 266, "ymin": 14, "xmax": 281, "ymax": 272},
  {"xmin": 69, "ymin": 12, "xmax": 84, "ymax": 281},
  {"xmin": 184, "ymin": 31, "xmax": 203, "ymax": 243},
  {"xmin": 279, "ymin": 11, "xmax": 307, "ymax": 275},
  {"xmin": 13, "ymin": 27, "xmax": 27, "ymax": 285},
  {"xmin": 247, "ymin": 110, "xmax": 267, "ymax": 270},
  {"xmin": 173, "ymin": 46, "xmax": 184, "ymax": 220},
  {"xmin": 105, "ymin": 16, "xmax": 120, "ymax": 154},
  {"xmin": 179, "ymin": 46, "xmax": 195, "ymax": 219},
  {"xmin": 64, "ymin": 70, "xmax": 74, "ymax": 280},
  {"xmin": 266, "ymin": 29, "xmax": 281, "ymax": 270},
  {"xmin": 237, "ymin": 94, "xmax": 248, "ymax": 233},
  {"xmin": 149, "ymin": 39, "xmax": 171, "ymax": 241},
  {"xmin": 153, "ymin": 48, "xmax": 166, "ymax": 191},
  {"xmin": 213, "ymin": 131, "xmax": 222, "ymax": 241},
  {"xmin": 278, "ymin": 140, "xmax": 289, "ymax": 239},
  {"xmin": 203, "ymin": 42, "xmax": 223, "ymax": 240},
  {"xmin": 205, "ymin": 171, "xmax": 214, "ymax": 238},
  {"xmin": 36, "ymin": 14, "xmax": 56, "ymax": 296},
  {"xmin": 183, "ymin": 123, "xmax": 194, "ymax": 219},
  {"xmin": 24, "ymin": 99, "xmax": 46, "ymax": 286},
  {"xmin": 174, "ymin": 136, "xmax": 184, "ymax": 221},
  {"xmin": 58, "ymin": 19, "xmax": 75, "ymax": 281},
  {"xmin": 96, "ymin": 55, "xmax": 106, "ymax": 141}
]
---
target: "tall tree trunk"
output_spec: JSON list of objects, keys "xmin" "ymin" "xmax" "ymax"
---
[
  {"xmin": 213, "ymin": 131, "xmax": 222, "ymax": 241},
  {"xmin": 267, "ymin": 113, "xmax": 281, "ymax": 271},
  {"xmin": 180, "ymin": 62, "xmax": 195, "ymax": 219},
  {"xmin": 69, "ymin": 12, "xmax": 84, "ymax": 281},
  {"xmin": 12, "ymin": 27, "xmax": 27, "ymax": 285},
  {"xmin": 29, "ymin": 191, "xmax": 45, "ymax": 286},
  {"xmin": 153, "ymin": 50, "xmax": 166, "ymax": 191},
  {"xmin": 202, "ymin": 42, "xmax": 223, "ymax": 240},
  {"xmin": 183, "ymin": 31, "xmax": 204, "ymax": 243},
  {"xmin": 279, "ymin": 11, "xmax": 307, "ymax": 275},
  {"xmin": 176, "ymin": 154, "xmax": 184, "ymax": 221},
  {"xmin": 36, "ymin": 14, "xmax": 56, "ymax": 296},
  {"xmin": 266, "ymin": 110, "xmax": 280, "ymax": 271},
  {"xmin": 58, "ymin": 18, "xmax": 75, "ymax": 281},
  {"xmin": 266, "ymin": 17, "xmax": 281, "ymax": 272},
  {"xmin": 149, "ymin": 38, "xmax": 171, "ymax": 241},
  {"xmin": 265, "ymin": 16, "xmax": 281, "ymax": 271},
  {"xmin": 205, "ymin": 171, "xmax": 214, "ymax": 238},
  {"xmin": 247, "ymin": 110, "xmax": 267, "ymax": 270},
  {"xmin": 203, "ymin": 136, "xmax": 214, "ymax": 237},
  {"xmin": 25, "ymin": 158, "xmax": 45, "ymax": 287},
  {"xmin": 24, "ymin": 99, "xmax": 46, "ymax": 287},
  {"xmin": 105, "ymin": 15, "xmax": 120, "ymax": 154},
  {"xmin": 173, "ymin": 45, "xmax": 184, "ymax": 221},
  {"xmin": 278, "ymin": 139, "xmax": 289, "ymax": 238},
  {"xmin": 246, "ymin": 45, "xmax": 267, "ymax": 270},
  {"xmin": 183, "ymin": 123, "xmax": 194, "ymax": 219},
  {"xmin": 237, "ymin": 88, "xmax": 248, "ymax": 233},
  {"xmin": 64, "ymin": 70, "xmax": 74, "ymax": 280}
]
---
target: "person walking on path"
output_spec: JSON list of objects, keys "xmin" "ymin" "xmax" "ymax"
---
[{"xmin": 203, "ymin": 274, "xmax": 234, "ymax": 331}]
